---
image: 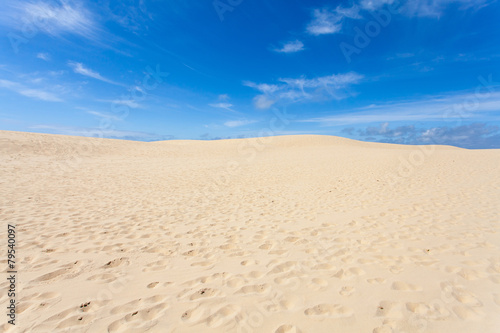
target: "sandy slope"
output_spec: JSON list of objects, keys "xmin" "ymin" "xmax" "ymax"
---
[{"xmin": 1, "ymin": 130, "xmax": 499, "ymax": 333}]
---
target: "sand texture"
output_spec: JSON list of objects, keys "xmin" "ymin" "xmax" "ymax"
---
[{"xmin": 1, "ymin": 130, "xmax": 500, "ymax": 332}]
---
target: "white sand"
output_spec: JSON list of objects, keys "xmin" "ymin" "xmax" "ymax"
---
[{"xmin": 1, "ymin": 130, "xmax": 499, "ymax": 332}]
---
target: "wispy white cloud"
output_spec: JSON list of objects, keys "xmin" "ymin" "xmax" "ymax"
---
[
  {"xmin": 1, "ymin": 0, "xmax": 100, "ymax": 41},
  {"xmin": 306, "ymin": 5, "xmax": 361, "ymax": 36},
  {"xmin": 48, "ymin": 70, "xmax": 65, "ymax": 76},
  {"xmin": 19, "ymin": 88, "xmax": 61, "ymax": 101},
  {"xmin": 387, "ymin": 52, "xmax": 415, "ymax": 60},
  {"xmin": 253, "ymin": 95, "xmax": 276, "ymax": 109},
  {"xmin": 224, "ymin": 119, "xmax": 257, "ymax": 128},
  {"xmin": 360, "ymin": 0, "xmax": 492, "ymax": 17},
  {"xmin": 208, "ymin": 94, "xmax": 240, "ymax": 113},
  {"xmin": 0, "ymin": 78, "xmax": 62, "ymax": 102},
  {"xmin": 0, "ymin": 79, "xmax": 17, "ymax": 90},
  {"xmin": 243, "ymin": 82, "xmax": 280, "ymax": 94},
  {"xmin": 403, "ymin": 0, "xmax": 492, "ymax": 17},
  {"xmin": 36, "ymin": 52, "xmax": 50, "ymax": 61},
  {"xmin": 299, "ymin": 89, "xmax": 500, "ymax": 126},
  {"xmin": 336, "ymin": 5, "xmax": 363, "ymax": 19},
  {"xmin": 84, "ymin": 110, "xmax": 122, "ymax": 121},
  {"xmin": 244, "ymin": 72, "xmax": 364, "ymax": 109},
  {"xmin": 307, "ymin": 8, "xmax": 342, "ymax": 35},
  {"xmin": 273, "ymin": 40, "xmax": 305, "ymax": 53},
  {"xmin": 209, "ymin": 102, "xmax": 235, "ymax": 112},
  {"xmin": 68, "ymin": 62, "xmax": 121, "ymax": 86},
  {"xmin": 359, "ymin": 0, "xmax": 395, "ymax": 11},
  {"xmin": 104, "ymin": 0, "xmax": 153, "ymax": 33},
  {"xmin": 97, "ymin": 99, "xmax": 142, "ymax": 108}
]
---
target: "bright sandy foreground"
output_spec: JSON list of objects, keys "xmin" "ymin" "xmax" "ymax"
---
[{"xmin": 0, "ymin": 130, "xmax": 499, "ymax": 333}]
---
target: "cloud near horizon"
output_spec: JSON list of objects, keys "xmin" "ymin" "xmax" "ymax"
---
[
  {"xmin": 348, "ymin": 122, "xmax": 500, "ymax": 148},
  {"xmin": 30, "ymin": 124, "xmax": 174, "ymax": 141}
]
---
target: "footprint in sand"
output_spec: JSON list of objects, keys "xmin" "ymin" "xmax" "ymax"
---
[
  {"xmin": 189, "ymin": 288, "xmax": 222, "ymax": 300},
  {"xmin": 236, "ymin": 284, "xmax": 271, "ymax": 295},
  {"xmin": 241, "ymin": 259, "xmax": 259, "ymax": 266},
  {"xmin": 339, "ymin": 286, "xmax": 355, "ymax": 296},
  {"xmin": 333, "ymin": 267, "xmax": 365, "ymax": 280},
  {"xmin": 458, "ymin": 268, "xmax": 487, "ymax": 281},
  {"xmin": 191, "ymin": 260, "xmax": 215, "ymax": 267},
  {"xmin": 147, "ymin": 282, "xmax": 160, "ymax": 289},
  {"xmin": 20, "ymin": 291, "xmax": 61, "ymax": 312},
  {"xmin": 181, "ymin": 304, "xmax": 210, "ymax": 324},
  {"xmin": 451, "ymin": 289, "xmax": 482, "ymax": 306},
  {"xmin": 107, "ymin": 302, "xmax": 169, "ymax": 332},
  {"xmin": 367, "ymin": 278, "xmax": 386, "ymax": 284},
  {"xmin": 493, "ymin": 294, "xmax": 500, "ymax": 307},
  {"xmin": 311, "ymin": 263, "xmax": 336, "ymax": 271},
  {"xmin": 376, "ymin": 301, "xmax": 404, "ymax": 318},
  {"xmin": 56, "ymin": 313, "xmax": 97, "ymax": 330},
  {"xmin": 110, "ymin": 295, "xmax": 167, "ymax": 315},
  {"xmin": 406, "ymin": 302, "xmax": 450, "ymax": 320},
  {"xmin": 87, "ymin": 273, "xmax": 119, "ymax": 283},
  {"xmin": 452, "ymin": 305, "xmax": 485, "ymax": 320},
  {"xmin": 268, "ymin": 261, "xmax": 297, "ymax": 274},
  {"xmin": 33, "ymin": 261, "xmax": 86, "ymax": 282},
  {"xmin": 103, "ymin": 257, "xmax": 129, "ymax": 269},
  {"xmin": 304, "ymin": 304, "xmax": 353, "ymax": 318},
  {"xmin": 206, "ymin": 304, "xmax": 241, "ymax": 328},
  {"xmin": 275, "ymin": 324, "xmax": 302, "ymax": 333},
  {"xmin": 40, "ymin": 299, "xmax": 111, "ymax": 331},
  {"xmin": 391, "ymin": 281, "xmax": 423, "ymax": 291},
  {"xmin": 142, "ymin": 259, "xmax": 169, "ymax": 272},
  {"xmin": 490, "ymin": 275, "xmax": 500, "ymax": 284}
]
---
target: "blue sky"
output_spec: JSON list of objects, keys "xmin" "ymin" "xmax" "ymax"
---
[{"xmin": 0, "ymin": 0, "xmax": 499, "ymax": 148}]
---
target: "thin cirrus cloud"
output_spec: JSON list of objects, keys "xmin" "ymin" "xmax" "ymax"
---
[
  {"xmin": 358, "ymin": 0, "xmax": 395, "ymax": 11},
  {"xmin": 359, "ymin": 0, "xmax": 492, "ymax": 16},
  {"xmin": 303, "ymin": 1, "xmax": 493, "ymax": 37},
  {"xmin": 208, "ymin": 94, "xmax": 241, "ymax": 113},
  {"xmin": 244, "ymin": 72, "xmax": 364, "ymax": 109},
  {"xmin": 97, "ymin": 99, "xmax": 142, "ymax": 109},
  {"xmin": 68, "ymin": 62, "xmax": 122, "ymax": 86},
  {"xmin": 36, "ymin": 53, "xmax": 50, "ymax": 61},
  {"xmin": 1, "ymin": 0, "xmax": 100, "ymax": 41},
  {"xmin": 209, "ymin": 102, "xmax": 237, "ymax": 113},
  {"xmin": 0, "ymin": 78, "xmax": 62, "ymax": 102},
  {"xmin": 223, "ymin": 119, "xmax": 257, "ymax": 128},
  {"xmin": 84, "ymin": 110, "xmax": 122, "ymax": 121},
  {"xmin": 402, "ymin": 0, "xmax": 491, "ymax": 16},
  {"xmin": 306, "ymin": 5, "xmax": 361, "ymax": 36},
  {"xmin": 299, "ymin": 89, "xmax": 500, "ymax": 126},
  {"xmin": 273, "ymin": 40, "xmax": 305, "ymax": 53}
]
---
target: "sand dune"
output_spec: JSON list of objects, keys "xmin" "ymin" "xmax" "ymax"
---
[{"xmin": 1, "ymin": 130, "xmax": 499, "ymax": 332}]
